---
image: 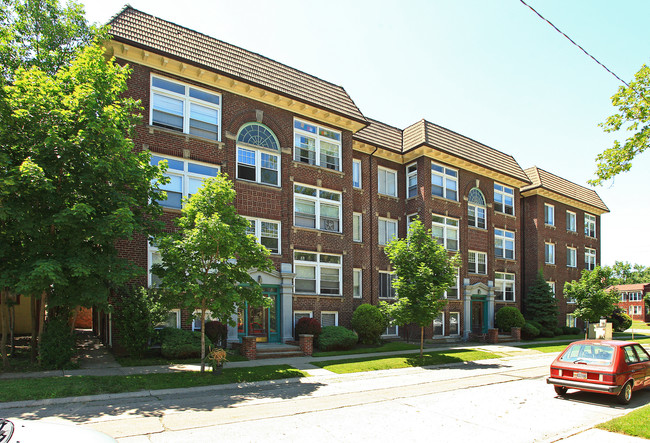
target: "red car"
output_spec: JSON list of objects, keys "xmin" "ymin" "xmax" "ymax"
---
[{"xmin": 547, "ymin": 340, "xmax": 650, "ymax": 404}]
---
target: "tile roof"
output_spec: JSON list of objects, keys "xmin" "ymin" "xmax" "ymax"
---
[
  {"xmin": 607, "ymin": 283, "xmax": 649, "ymax": 291},
  {"xmin": 353, "ymin": 118, "xmax": 403, "ymax": 152},
  {"xmin": 107, "ymin": 6, "xmax": 366, "ymax": 125},
  {"xmin": 522, "ymin": 167, "xmax": 609, "ymax": 213}
]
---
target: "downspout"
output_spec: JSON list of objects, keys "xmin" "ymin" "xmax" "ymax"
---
[{"xmin": 369, "ymin": 146, "xmax": 379, "ymax": 305}]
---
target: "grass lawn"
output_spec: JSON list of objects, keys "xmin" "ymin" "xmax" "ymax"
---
[
  {"xmin": 597, "ymin": 403, "xmax": 650, "ymax": 439},
  {"xmin": 115, "ymin": 349, "xmax": 247, "ymax": 367},
  {"xmin": 630, "ymin": 320, "xmax": 650, "ymax": 330},
  {"xmin": 0, "ymin": 365, "xmax": 305, "ymax": 402},
  {"xmin": 312, "ymin": 341, "xmax": 420, "ymax": 357},
  {"xmin": 518, "ymin": 343, "xmax": 573, "ymax": 353},
  {"xmin": 311, "ymin": 349, "xmax": 499, "ymax": 374}
]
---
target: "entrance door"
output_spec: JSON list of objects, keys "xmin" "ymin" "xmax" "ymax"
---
[
  {"xmin": 238, "ymin": 285, "xmax": 281, "ymax": 343},
  {"xmin": 471, "ymin": 301, "xmax": 483, "ymax": 334}
]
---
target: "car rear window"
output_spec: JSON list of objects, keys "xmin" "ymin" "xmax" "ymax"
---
[{"xmin": 559, "ymin": 343, "xmax": 614, "ymax": 366}]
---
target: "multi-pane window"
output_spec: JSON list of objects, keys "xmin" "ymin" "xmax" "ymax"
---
[
  {"xmin": 378, "ymin": 167, "xmax": 397, "ymax": 197},
  {"xmin": 246, "ymin": 218, "xmax": 280, "ymax": 254},
  {"xmin": 545, "ymin": 243, "xmax": 555, "ymax": 264},
  {"xmin": 585, "ymin": 248, "xmax": 596, "ymax": 271},
  {"xmin": 294, "ymin": 119, "xmax": 341, "ymax": 170},
  {"xmin": 567, "ymin": 247, "xmax": 577, "ymax": 268},
  {"xmin": 620, "ymin": 292, "xmax": 627, "ymax": 301},
  {"xmin": 378, "ymin": 218, "xmax": 398, "ymax": 245},
  {"xmin": 566, "ymin": 314, "xmax": 576, "ymax": 328},
  {"xmin": 384, "ymin": 324, "xmax": 399, "ymax": 336},
  {"xmin": 566, "ymin": 211, "xmax": 577, "ymax": 232},
  {"xmin": 379, "ymin": 272, "xmax": 396, "ymax": 299},
  {"xmin": 432, "ymin": 215, "xmax": 459, "ymax": 251},
  {"xmin": 585, "ymin": 213, "xmax": 596, "ymax": 237},
  {"xmin": 444, "ymin": 270, "xmax": 460, "ymax": 299},
  {"xmin": 494, "ymin": 184, "xmax": 514, "ymax": 215},
  {"xmin": 449, "ymin": 312, "xmax": 460, "ymax": 336},
  {"xmin": 433, "ymin": 313, "xmax": 444, "ymax": 336},
  {"xmin": 294, "ymin": 311, "xmax": 313, "ymax": 328},
  {"xmin": 406, "ymin": 163, "xmax": 418, "ymax": 198},
  {"xmin": 150, "ymin": 155, "xmax": 220, "ymax": 209},
  {"xmin": 150, "ymin": 76, "xmax": 221, "ymax": 140},
  {"xmin": 629, "ymin": 292, "xmax": 643, "ymax": 301},
  {"xmin": 630, "ymin": 306, "xmax": 643, "ymax": 316},
  {"xmin": 544, "ymin": 204, "xmax": 555, "ymax": 226},
  {"xmin": 468, "ymin": 188, "xmax": 486, "ymax": 229},
  {"xmin": 353, "ymin": 269, "xmax": 362, "ymax": 298},
  {"xmin": 407, "ymin": 213, "xmax": 419, "ymax": 232},
  {"xmin": 321, "ymin": 311, "xmax": 338, "ymax": 327},
  {"xmin": 148, "ymin": 243, "xmax": 162, "ymax": 288},
  {"xmin": 352, "ymin": 159, "xmax": 362, "ymax": 188},
  {"xmin": 294, "ymin": 251, "xmax": 341, "ymax": 295},
  {"xmin": 294, "ymin": 184, "xmax": 341, "ymax": 233},
  {"xmin": 547, "ymin": 281, "xmax": 556, "ymax": 297},
  {"xmin": 236, "ymin": 123, "xmax": 280, "ymax": 186},
  {"xmin": 495, "ymin": 272, "xmax": 515, "ymax": 302},
  {"xmin": 468, "ymin": 251, "xmax": 487, "ymax": 275},
  {"xmin": 494, "ymin": 229, "xmax": 515, "ymax": 259},
  {"xmin": 353, "ymin": 213, "xmax": 362, "ymax": 242},
  {"xmin": 431, "ymin": 162, "xmax": 458, "ymax": 200}
]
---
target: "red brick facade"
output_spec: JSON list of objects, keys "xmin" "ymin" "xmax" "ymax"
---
[{"xmin": 609, "ymin": 284, "xmax": 650, "ymax": 322}]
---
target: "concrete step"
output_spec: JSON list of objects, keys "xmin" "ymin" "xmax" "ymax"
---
[{"xmin": 255, "ymin": 345, "xmax": 304, "ymax": 359}]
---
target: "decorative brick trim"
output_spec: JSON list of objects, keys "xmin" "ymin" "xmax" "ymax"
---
[
  {"xmin": 241, "ymin": 336, "xmax": 257, "ymax": 360},
  {"xmin": 299, "ymin": 334, "xmax": 314, "ymax": 356}
]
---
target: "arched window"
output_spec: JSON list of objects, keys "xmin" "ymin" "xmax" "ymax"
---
[
  {"xmin": 468, "ymin": 187, "xmax": 486, "ymax": 229},
  {"xmin": 236, "ymin": 123, "xmax": 280, "ymax": 186}
]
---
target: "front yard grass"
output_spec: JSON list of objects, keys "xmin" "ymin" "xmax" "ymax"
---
[
  {"xmin": 630, "ymin": 320, "xmax": 650, "ymax": 330},
  {"xmin": 596, "ymin": 403, "xmax": 650, "ymax": 439},
  {"xmin": 115, "ymin": 349, "xmax": 247, "ymax": 367},
  {"xmin": 0, "ymin": 365, "xmax": 305, "ymax": 402},
  {"xmin": 312, "ymin": 341, "xmax": 420, "ymax": 357},
  {"xmin": 311, "ymin": 349, "xmax": 499, "ymax": 374}
]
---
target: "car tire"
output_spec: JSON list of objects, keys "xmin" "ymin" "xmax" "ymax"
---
[
  {"xmin": 617, "ymin": 381, "xmax": 633, "ymax": 405},
  {"xmin": 554, "ymin": 386, "xmax": 568, "ymax": 396}
]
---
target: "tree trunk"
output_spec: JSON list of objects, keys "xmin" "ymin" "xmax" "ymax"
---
[
  {"xmin": 30, "ymin": 295, "xmax": 38, "ymax": 363},
  {"xmin": 1, "ymin": 289, "xmax": 8, "ymax": 369},
  {"xmin": 200, "ymin": 300, "xmax": 206, "ymax": 373},
  {"xmin": 37, "ymin": 290, "xmax": 47, "ymax": 363},
  {"xmin": 420, "ymin": 326, "xmax": 424, "ymax": 358},
  {"xmin": 69, "ymin": 306, "xmax": 80, "ymax": 335}
]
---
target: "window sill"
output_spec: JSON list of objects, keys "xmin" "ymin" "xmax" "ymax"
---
[
  {"xmin": 495, "ymin": 257, "xmax": 517, "ymax": 263},
  {"xmin": 147, "ymin": 125, "xmax": 225, "ymax": 148},
  {"xmin": 292, "ymin": 160, "xmax": 344, "ymax": 177},
  {"xmin": 545, "ymin": 263, "xmax": 556, "ymax": 267},
  {"xmin": 161, "ymin": 206, "xmax": 183, "ymax": 214},
  {"xmin": 494, "ymin": 211, "xmax": 516, "ymax": 219},
  {"xmin": 236, "ymin": 179, "xmax": 282, "ymax": 190},
  {"xmin": 544, "ymin": 224, "xmax": 556, "ymax": 229},
  {"xmin": 294, "ymin": 292, "xmax": 343, "ymax": 297},
  {"xmin": 292, "ymin": 226, "xmax": 343, "ymax": 237},
  {"xmin": 468, "ymin": 226, "xmax": 487, "ymax": 232},
  {"xmin": 378, "ymin": 193, "xmax": 399, "ymax": 201},
  {"xmin": 378, "ymin": 297, "xmax": 397, "ymax": 300}
]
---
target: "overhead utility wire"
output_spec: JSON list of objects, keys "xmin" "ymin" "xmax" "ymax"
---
[{"xmin": 519, "ymin": 0, "xmax": 631, "ymax": 88}]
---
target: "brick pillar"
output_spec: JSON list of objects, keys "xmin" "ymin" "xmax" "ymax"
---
[
  {"xmin": 511, "ymin": 327, "xmax": 521, "ymax": 342},
  {"xmin": 299, "ymin": 334, "xmax": 313, "ymax": 356},
  {"xmin": 487, "ymin": 328, "xmax": 499, "ymax": 344},
  {"xmin": 241, "ymin": 336, "xmax": 257, "ymax": 360}
]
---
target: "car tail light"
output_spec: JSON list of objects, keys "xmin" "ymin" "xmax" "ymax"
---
[
  {"xmin": 550, "ymin": 367, "xmax": 560, "ymax": 376},
  {"xmin": 600, "ymin": 373, "xmax": 615, "ymax": 383}
]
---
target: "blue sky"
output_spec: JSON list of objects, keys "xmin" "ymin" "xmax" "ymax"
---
[{"xmin": 84, "ymin": 0, "xmax": 650, "ymax": 266}]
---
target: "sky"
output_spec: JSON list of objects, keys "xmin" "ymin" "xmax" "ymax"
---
[{"xmin": 83, "ymin": 0, "xmax": 650, "ymax": 267}]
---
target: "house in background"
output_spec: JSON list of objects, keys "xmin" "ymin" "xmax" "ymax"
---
[
  {"xmin": 96, "ymin": 6, "xmax": 608, "ymax": 351},
  {"xmin": 608, "ymin": 283, "xmax": 650, "ymax": 322}
]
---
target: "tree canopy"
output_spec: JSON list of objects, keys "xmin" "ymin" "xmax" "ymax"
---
[
  {"xmin": 380, "ymin": 219, "xmax": 459, "ymax": 357},
  {"xmin": 152, "ymin": 174, "xmax": 273, "ymax": 371},
  {"xmin": 564, "ymin": 267, "xmax": 619, "ymax": 324},
  {"xmin": 604, "ymin": 261, "xmax": 650, "ymax": 285},
  {"xmin": 590, "ymin": 64, "xmax": 650, "ymax": 186}
]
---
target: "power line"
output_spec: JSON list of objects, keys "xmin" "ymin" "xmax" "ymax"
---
[{"xmin": 519, "ymin": 0, "xmax": 631, "ymax": 88}]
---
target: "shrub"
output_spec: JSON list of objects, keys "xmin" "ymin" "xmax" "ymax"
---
[
  {"xmin": 114, "ymin": 286, "xmax": 168, "ymax": 357},
  {"xmin": 318, "ymin": 326, "xmax": 358, "ymax": 351},
  {"xmin": 495, "ymin": 306, "xmax": 525, "ymax": 332},
  {"xmin": 351, "ymin": 304, "xmax": 388, "ymax": 345},
  {"xmin": 521, "ymin": 322, "xmax": 540, "ymax": 340},
  {"xmin": 540, "ymin": 328, "xmax": 555, "ymax": 338},
  {"xmin": 561, "ymin": 326, "xmax": 573, "ymax": 335},
  {"xmin": 528, "ymin": 320, "xmax": 543, "ymax": 331},
  {"xmin": 160, "ymin": 327, "xmax": 208, "ymax": 359},
  {"xmin": 295, "ymin": 317, "xmax": 321, "ymax": 341},
  {"xmin": 205, "ymin": 320, "xmax": 228, "ymax": 346},
  {"xmin": 553, "ymin": 327, "xmax": 564, "ymax": 336},
  {"xmin": 608, "ymin": 307, "xmax": 633, "ymax": 332},
  {"xmin": 40, "ymin": 311, "xmax": 76, "ymax": 369}
]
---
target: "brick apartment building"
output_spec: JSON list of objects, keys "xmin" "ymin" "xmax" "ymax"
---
[
  {"xmin": 97, "ymin": 6, "xmax": 608, "ymax": 348},
  {"xmin": 608, "ymin": 284, "xmax": 650, "ymax": 322}
]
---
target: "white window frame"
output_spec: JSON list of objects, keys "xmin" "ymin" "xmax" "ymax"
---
[
  {"xmin": 294, "ymin": 311, "xmax": 313, "ymax": 328},
  {"xmin": 321, "ymin": 311, "xmax": 339, "ymax": 327},
  {"xmin": 383, "ymin": 324, "xmax": 399, "ymax": 337},
  {"xmin": 494, "ymin": 183, "xmax": 514, "ymax": 215},
  {"xmin": 468, "ymin": 188, "xmax": 487, "ymax": 229},
  {"xmin": 444, "ymin": 270, "xmax": 460, "ymax": 299},
  {"xmin": 378, "ymin": 217, "xmax": 398, "ymax": 245},
  {"xmin": 294, "ymin": 251, "xmax": 342, "ymax": 296},
  {"xmin": 566, "ymin": 313, "xmax": 577, "ymax": 328},
  {"xmin": 545, "ymin": 242, "xmax": 555, "ymax": 265},
  {"xmin": 151, "ymin": 155, "xmax": 221, "ymax": 209},
  {"xmin": 494, "ymin": 228, "xmax": 515, "ymax": 260},
  {"xmin": 433, "ymin": 312, "xmax": 445, "ymax": 337},
  {"xmin": 406, "ymin": 163, "xmax": 418, "ymax": 198},
  {"xmin": 431, "ymin": 162, "xmax": 458, "ymax": 201},
  {"xmin": 378, "ymin": 166, "xmax": 397, "ymax": 197},
  {"xmin": 353, "ymin": 212, "xmax": 362, "ymax": 242},
  {"xmin": 353, "ymin": 268, "xmax": 362, "ymax": 299},
  {"xmin": 449, "ymin": 312, "xmax": 460, "ymax": 336},
  {"xmin": 547, "ymin": 281, "xmax": 556, "ymax": 297},
  {"xmin": 379, "ymin": 271, "xmax": 397, "ymax": 299},
  {"xmin": 156, "ymin": 309, "xmax": 180, "ymax": 329},
  {"xmin": 566, "ymin": 211, "xmax": 577, "ymax": 232},
  {"xmin": 352, "ymin": 159, "xmax": 362, "ymax": 188},
  {"xmin": 294, "ymin": 183, "xmax": 342, "ymax": 233},
  {"xmin": 191, "ymin": 310, "xmax": 215, "ymax": 332},
  {"xmin": 495, "ymin": 272, "xmax": 516, "ymax": 302},
  {"xmin": 148, "ymin": 242, "xmax": 162, "ymax": 288},
  {"xmin": 293, "ymin": 118, "xmax": 342, "ymax": 171},
  {"xmin": 236, "ymin": 146, "xmax": 280, "ymax": 187},
  {"xmin": 567, "ymin": 247, "xmax": 577, "ymax": 268},
  {"xmin": 585, "ymin": 213, "xmax": 596, "ymax": 238},
  {"xmin": 468, "ymin": 251, "xmax": 487, "ymax": 275},
  {"xmin": 432, "ymin": 214, "xmax": 459, "ymax": 251},
  {"xmin": 245, "ymin": 217, "xmax": 281, "ymax": 255},
  {"xmin": 585, "ymin": 248, "xmax": 596, "ymax": 271},
  {"xmin": 544, "ymin": 203, "xmax": 555, "ymax": 226},
  {"xmin": 629, "ymin": 292, "xmax": 642, "ymax": 302},
  {"xmin": 150, "ymin": 75, "xmax": 221, "ymax": 141}
]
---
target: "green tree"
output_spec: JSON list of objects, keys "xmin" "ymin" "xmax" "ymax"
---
[
  {"xmin": 524, "ymin": 271, "xmax": 559, "ymax": 330},
  {"xmin": 590, "ymin": 64, "xmax": 650, "ymax": 185},
  {"xmin": 152, "ymin": 175, "xmax": 273, "ymax": 372},
  {"xmin": 380, "ymin": 220, "xmax": 459, "ymax": 357},
  {"xmin": 564, "ymin": 267, "xmax": 619, "ymax": 328},
  {"xmin": 605, "ymin": 261, "xmax": 650, "ymax": 285}
]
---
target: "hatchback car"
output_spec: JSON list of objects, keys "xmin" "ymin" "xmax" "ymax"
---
[
  {"xmin": 0, "ymin": 418, "xmax": 116, "ymax": 442},
  {"xmin": 547, "ymin": 340, "xmax": 650, "ymax": 404}
]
